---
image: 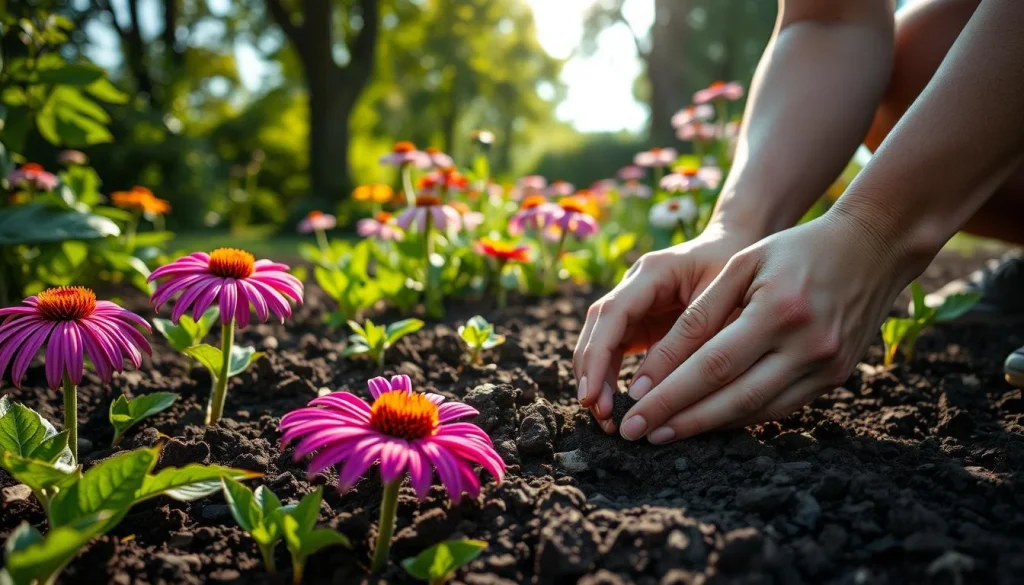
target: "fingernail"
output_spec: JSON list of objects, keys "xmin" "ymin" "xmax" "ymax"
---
[
  {"xmin": 649, "ymin": 427, "xmax": 675, "ymax": 444},
  {"xmin": 594, "ymin": 400, "xmax": 603, "ymax": 418},
  {"xmin": 620, "ymin": 415, "xmax": 647, "ymax": 440},
  {"xmin": 577, "ymin": 376, "xmax": 588, "ymax": 403},
  {"xmin": 628, "ymin": 375, "xmax": 652, "ymax": 400}
]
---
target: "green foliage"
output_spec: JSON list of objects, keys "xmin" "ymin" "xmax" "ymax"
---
[
  {"xmin": 0, "ymin": 396, "xmax": 73, "ymax": 469},
  {"xmin": 183, "ymin": 343, "xmax": 264, "ymax": 382},
  {"xmin": 457, "ymin": 316, "xmax": 505, "ymax": 365},
  {"xmin": 880, "ymin": 282, "xmax": 982, "ymax": 367},
  {"xmin": 0, "ymin": 512, "xmax": 114, "ymax": 585},
  {"xmin": 109, "ymin": 392, "xmax": 179, "ymax": 446},
  {"xmin": 311, "ymin": 240, "xmax": 392, "ymax": 326},
  {"xmin": 152, "ymin": 308, "xmax": 220, "ymax": 352},
  {"xmin": 561, "ymin": 232, "xmax": 637, "ymax": 288},
  {"xmin": 344, "ymin": 318, "xmax": 425, "ymax": 369},
  {"xmin": 0, "ymin": 202, "xmax": 120, "ymax": 247},
  {"xmin": 221, "ymin": 481, "xmax": 350, "ymax": 584},
  {"xmin": 402, "ymin": 539, "xmax": 487, "ymax": 585}
]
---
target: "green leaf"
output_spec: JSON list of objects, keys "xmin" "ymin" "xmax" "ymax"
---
[
  {"xmin": 85, "ymin": 77, "xmax": 129, "ymax": 105},
  {"xmin": 0, "ymin": 203, "xmax": 120, "ymax": 246},
  {"xmin": 880, "ymin": 317, "xmax": 919, "ymax": 367},
  {"xmin": 300, "ymin": 528, "xmax": 351, "ymax": 557},
  {"xmin": 48, "ymin": 447, "xmax": 157, "ymax": 528},
  {"xmin": 281, "ymin": 489, "xmax": 323, "ymax": 551},
  {"xmin": 32, "ymin": 431, "xmax": 72, "ymax": 466},
  {"xmin": 1, "ymin": 512, "xmax": 114, "ymax": 585},
  {"xmin": 402, "ymin": 539, "xmax": 487, "ymax": 584},
  {"xmin": 228, "ymin": 345, "xmax": 264, "ymax": 378},
  {"xmin": 221, "ymin": 478, "xmax": 260, "ymax": 532},
  {"xmin": 138, "ymin": 462, "xmax": 261, "ymax": 502},
  {"xmin": 0, "ymin": 401, "xmax": 52, "ymax": 458},
  {"xmin": 385, "ymin": 319, "xmax": 425, "ymax": 345},
  {"xmin": 342, "ymin": 343, "xmax": 371, "ymax": 357},
  {"xmin": 934, "ymin": 291, "xmax": 983, "ymax": 322},
  {"xmin": 152, "ymin": 318, "xmax": 195, "ymax": 351},
  {"xmin": 347, "ymin": 320, "xmax": 368, "ymax": 339},
  {"xmin": 35, "ymin": 63, "xmax": 105, "ymax": 85},
  {"xmin": 109, "ymin": 392, "xmax": 178, "ymax": 445},
  {"xmin": 909, "ymin": 282, "xmax": 929, "ymax": 320},
  {"xmin": 0, "ymin": 451, "xmax": 77, "ymax": 495},
  {"xmin": 182, "ymin": 344, "xmax": 224, "ymax": 374}
]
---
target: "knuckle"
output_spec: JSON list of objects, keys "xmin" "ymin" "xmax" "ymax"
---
[
  {"xmin": 772, "ymin": 292, "xmax": 813, "ymax": 326},
  {"xmin": 699, "ymin": 348, "xmax": 734, "ymax": 386},
  {"xmin": 733, "ymin": 385, "xmax": 769, "ymax": 416},
  {"xmin": 651, "ymin": 340, "xmax": 683, "ymax": 368},
  {"xmin": 676, "ymin": 303, "xmax": 710, "ymax": 341},
  {"xmin": 650, "ymin": 391, "xmax": 676, "ymax": 418}
]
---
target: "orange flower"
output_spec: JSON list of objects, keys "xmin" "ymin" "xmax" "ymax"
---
[
  {"xmin": 475, "ymin": 238, "xmax": 531, "ymax": 264},
  {"xmin": 353, "ymin": 184, "xmax": 394, "ymax": 203},
  {"xmin": 110, "ymin": 186, "xmax": 171, "ymax": 215},
  {"xmin": 558, "ymin": 195, "xmax": 599, "ymax": 218}
]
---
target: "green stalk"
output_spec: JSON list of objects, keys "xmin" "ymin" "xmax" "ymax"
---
[
  {"xmin": 259, "ymin": 544, "xmax": 277, "ymax": 574},
  {"xmin": 291, "ymin": 553, "xmax": 304, "ymax": 585},
  {"xmin": 314, "ymin": 228, "xmax": 330, "ymax": 256},
  {"xmin": 62, "ymin": 375, "xmax": 78, "ymax": 465},
  {"xmin": 495, "ymin": 259, "xmax": 508, "ymax": 309},
  {"xmin": 544, "ymin": 230, "xmax": 569, "ymax": 294},
  {"xmin": 206, "ymin": 319, "xmax": 236, "ymax": 425},
  {"xmin": 370, "ymin": 480, "xmax": 401, "ymax": 573},
  {"xmin": 402, "ymin": 165, "xmax": 416, "ymax": 207}
]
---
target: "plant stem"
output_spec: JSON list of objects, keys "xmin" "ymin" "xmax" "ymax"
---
[
  {"xmin": 314, "ymin": 228, "xmax": 330, "ymax": 255},
  {"xmin": 259, "ymin": 543, "xmax": 277, "ymax": 574},
  {"xmin": 62, "ymin": 375, "xmax": 78, "ymax": 465},
  {"xmin": 402, "ymin": 165, "xmax": 416, "ymax": 206},
  {"xmin": 370, "ymin": 480, "xmax": 401, "ymax": 573},
  {"xmin": 206, "ymin": 319, "xmax": 236, "ymax": 425},
  {"xmin": 494, "ymin": 259, "xmax": 507, "ymax": 309},
  {"xmin": 544, "ymin": 230, "xmax": 569, "ymax": 294},
  {"xmin": 291, "ymin": 553, "xmax": 304, "ymax": 585}
]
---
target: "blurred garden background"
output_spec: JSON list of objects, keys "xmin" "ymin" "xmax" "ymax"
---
[{"xmin": 1, "ymin": 0, "xmax": 782, "ymax": 243}]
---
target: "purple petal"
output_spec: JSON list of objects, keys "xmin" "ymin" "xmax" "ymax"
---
[
  {"xmin": 11, "ymin": 322, "xmax": 55, "ymax": 387},
  {"xmin": 389, "ymin": 375, "xmax": 412, "ymax": 393},
  {"xmin": 379, "ymin": 440, "xmax": 410, "ymax": 483},
  {"xmin": 219, "ymin": 279, "xmax": 238, "ymax": 325},
  {"xmin": 338, "ymin": 439, "xmax": 385, "ymax": 491},
  {"xmin": 437, "ymin": 402, "xmax": 479, "ymax": 423},
  {"xmin": 367, "ymin": 377, "xmax": 392, "ymax": 399}
]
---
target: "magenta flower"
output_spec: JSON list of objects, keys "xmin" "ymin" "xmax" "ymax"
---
[
  {"xmin": 357, "ymin": 212, "xmax": 404, "ymax": 241},
  {"xmin": 545, "ymin": 180, "xmax": 575, "ymax": 198},
  {"xmin": 620, "ymin": 180, "xmax": 653, "ymax": 199},
  {"xmin": 510, "ymin": 175, "xmax": 546, "ymax": 200},
  {"xmin": 671, "ymin": 104, "xmax": 715, "ymax": 128},
  {"xmin": 693, "ymin": 81, "xmax": 744, "ymax": 104},
  {"xmin": 508, "ymin": 195, "xmax": 563, "ymax": 236},
  {"xmin": 396, "ymin": 195, "xmax": 462, "ymax": 233},
  {"xmin": 677, "ymin": 122, "xmax": 718, "ymax": 142},
  {"xmin": 617, "ymin": 165, "xmax": 646, "ymax": 181},
  {"xmin": 297, "ymin": 211, "xmax": 337, "ymax": 233},
  {"xmin": 57, "ymin": 150, "xmax": 89, "ymax": 166},
  {"xmin": 7, "ymin": 163, "xmax": 58, "ymax": 192},
  {"xmin": 660, "ymin": 166, "xmax": 723, "ymax": 192},
  {"xmin": 148, "ymin": 248, "xmax": 304, "ymax": 328},
  {"xmin": 551, "ymin": 197, "xmax": 599, "ymax": 240},
  {"xmin": 633, "ymin": 147, "xmax": 678, "ymax": 168},
  {"xmin": 424, "ymin": 147, "xmax": 455, "ymax": 169},
  {"xmin": 379, "ymin": 141, "xmax": 431, "ymax": 169},
  {"xmin": 589, "ymin": 179, "xmax": 618, "ymax": 195}
]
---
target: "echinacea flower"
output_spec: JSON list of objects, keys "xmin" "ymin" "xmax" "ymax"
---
[
  {"xmin": 671, "ymin": 104, "xmax": 715, "ymax": 128},
  {"xmin": 280, "ymin": 375, "xmax": 506, "ymax": 572},
  {"xmin": 353, "ymin": 184, "xmax": 395, "ymax": 204},
  {"xmin": 298, "ymin": 210, "xmax": 337, "ymax": 233},
  {"xmin": 546, "ymin": 180, "xmax": 575, "ymax": 198},
  {"xmin": 589, "ymin": 179, "xmax": 617, "ymax": 195},
  {"xmin": 508, "ymin": 195, "xmax": 563, "ymax": 236},
  {"xmin": 552, "ymin": 196, "xmax": 599, "ymax": 239},
  {"xmin": 693, "ymin": 80, "xmax": 744, "ymax": 104},
  {"xmin": 634, "ymin": 147, "xmax": 678, "ymax": 168},
  {"xmin": 57, "ymin": 150, "xmax": 89, "ymax": 166},
  {"xmin": 649, "ymin": 197, "xmax": 698, "ymax": 229},
  {"xmin": 419, "ymin": 168, "xmax": 469, "ymax": 193},
  {"xmin": 396, "ymin": 194, "xmax": 462, "ymax": 233},
  {"xmin": 660, "ymin": 166, "xmax": 723, "ymax": 193},
  {"xmin": 111, "ymin": 186, "xmax": 171, "ymax": 216},
  {"xmin": 379, "ymin": 141, "xmax": 431, "ymax": 168},
  {"xmin": 451, "ymin": 202, "xmax": 484, "ymax": 231},
  {"xmin": 0, "ymin": 287, "xmax": 151, "ymax": 462},
  {"xmin": 475, "ymin": 238, "xmax": 531, "ymax": 264},
  {"xmin": 676, "ymin": 121, "xmax": 718, "ymax": 142},
  {"xmin": 357, "ymin": 212, "xmax": 404, "ymax": 241},
  {"xmin": 617, "ymin": 165, "xmax": 646, "ymax": 181},
  {"xmin": 518, "ymin": 175, "xmax": 547, "ymax": 191},
  {"xmin": 149, "ymin": 248, "xmax": 304, "ymax": 328},
  {"xmin": 621, "ymin": 179, "xmax": 653, "ymax": 199},
  {"xmin": 424, "ymin": 147, "xmax": 454, "ymax": 169},
  {"xmin": 7, "ymin": 163, "xmax": 58, "ymax": 192}
]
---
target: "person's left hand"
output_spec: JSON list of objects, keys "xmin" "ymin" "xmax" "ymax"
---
[{"xmin": 616, "ymin": 213, "xmax": 922, "ymax": 443}]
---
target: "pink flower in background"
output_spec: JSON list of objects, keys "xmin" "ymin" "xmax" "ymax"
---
[
  {"xmin": 7, "ymin": 163, "xmax": 58, "ymax": 192},
  {"xmin": 518, "ymin": 175, "xmax": 547, "ymax": 191},
  {"xmin": 546, "ymin": 180, "xmax": 575, "ymax": 198},
  {"xmin": 551, "ymin": 196, "xmax": 599, "ymax": 239},
  {"xmin": 280, "ymin": 375, "xmax": 505, "ymax": 500},
  {"xmin": 693, "ymin": 81, "xmax": 744, "ymax": 104},
  {"xmin": 424, "ymin": 147, "xmax": 455, "ymax": 169},
  {"xmin": 508, "ymin": 195, "xmax": 563, "ymax": 235},
  {"xmin": 0, "ymin": 287, "xmax": 151, "ymax": 388},
  {"xmin": 620, "ymin": 180, "xmax": 652, "ymax": 199},
  {"xmin": 589, "ymin": 179, "xmax": 617, "ymax": 195},
  {"xmin": 357, "ymin": 212, "xmax": 404, "ymax": 241},
  {"xmin": 297, "ymin": 211, "xmax": 337, "ymax": 233},
  {"xmin": 149, "ymin": 249, "xmax": 304, "ymax": 328},
  {"xmin": 451, "ymin": 202, "xmax": 484, "ymax": 231},
  {"xmin": 633, "ymin": 147, "xmax": 678, "ymax": 168},
  {"xmin": 660, "ymin": 166, "xmax": 723, "ymax": 192},
  {"xmin": 380, "ymin": 141, "xmax": 431, "ymax": 168},
  {"xmin": 677, "ymin": 122, "xmax": 718, "ymax": 142},
  {"xmin": 617, "ymin": 165, "xmax": 646, "ymax": 181},
  {"xmin": 396, "ymin": 194, "xmax": 462, "ymax": 232},
  {"xmin": 671, "ymin": 104, "xmax": 715, "ymax": 128},
  {"xmin": 57, "ymin": 150, "xmax": 89, "ymax": 166}
]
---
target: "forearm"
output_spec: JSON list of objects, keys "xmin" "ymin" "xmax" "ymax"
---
[
  {"xmin": 830, "ymin": 0, "xmax": 1024, "ymax": 281},
  {"xmin": 713, "ymin": 1, "xmax": 894, "ymax": 239}
]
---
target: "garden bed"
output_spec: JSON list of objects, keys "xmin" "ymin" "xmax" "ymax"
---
[{"xmin": 2, "ymin": 248, "xmax": 1023, "ymax": 585}]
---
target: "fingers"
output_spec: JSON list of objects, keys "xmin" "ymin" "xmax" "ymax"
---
[
  {"xmin": 731, "ymin": 376, "xmax": 837, "ymax": 429},
  {"xmin": 627, "ymin": 252, "xmax": 758, "ymax": 402},
  {"xmin": 619, "ymin": 310, "xmax": 775, "ymax": 440},
  {"xmin": 643, "ymin": 353, "xmax": 803, "ymax": 443},
  {"xmin": 592, "ymin": 352, "xmax": 622, "ymax": 421}
]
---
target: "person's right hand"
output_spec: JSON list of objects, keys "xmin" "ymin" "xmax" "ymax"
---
[{"xmin": 574, "ymin": 222, "xmax": 757, "ymax": 433}]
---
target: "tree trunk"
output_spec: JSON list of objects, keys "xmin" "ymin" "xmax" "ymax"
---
[
  {"xmin": 307, "ymin": 75, "xmax": 354, "ymax": 203},
  {"xmin": 646, "ymin": 0, "xmax": 691, "ymax": 145}
]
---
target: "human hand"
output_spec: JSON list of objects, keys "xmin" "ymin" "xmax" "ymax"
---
[
  {"xmin": 615, "ymin": 214, "xmax": 920, "ymax": 443},
  {"xmin": 573, "ymin": 223, "xmax": 758, "ymax": 433}
]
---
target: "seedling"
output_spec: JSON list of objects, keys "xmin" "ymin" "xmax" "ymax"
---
[
  {"xmin": 458, "ymin": 316, "xmax": 505, "ymax": 365},
  {"xmin": 402, "ymin": 539, "xmax": 487, "ymax": 585},
  {"xmin": 152, "ymin": 307, "xmax": 220, "ymax": 353},
  {"xmin": 109, "ymin": 392, "xmax": 179, "ymax": 445},
  {"xmin": 222, "ymin": 480, "xmax": 350, "ymax": 585},
  {"xmin": 344, "ymin": 319, "xmax": 424, "ymax": 369},
  {"xmin": 1, "ymin": 512, "xmax": 114, "ymax": 585},
  {"xmin": 880, "ymin": 281, "xmax": 982, "ymax": 367}
]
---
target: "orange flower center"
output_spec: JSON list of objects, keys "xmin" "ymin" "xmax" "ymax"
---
[
  {"xmin": 451, "ymin": 201, "xmax": 471, "ymax": 215},
  {"xmin": 375, "ymin": 211, "xmax": 393, "ymax": 222},
  {"xmin": 307, "ymin": 210, "xmax": 324, "ymax": 219},
  {"xmin": 208, "ymin": 248, "xmax": 256, "ymax": 279},
  {"xmin": 415, "ymin": 194, "xmax": 442, "ymax": 207},
  {"xmin": 369, "ymin": 391, "xmax": 439, "ymax": 440},
  {"xmin": 668, "ymin": 201, "xmax": 681, "ymax": 211},
  {"xmin": 22, "ymin": 163, "xmax": 44, "ymax": 173},
  {"xmin": 36, "ymin": 287, "xmax": 97, "ymax": 321},
  {"xmin": 650, "ymin": 148, "xmax": 662, "ymax": 155},
  {"xmin": 710, "ymin": 81, "xmax": 725, "ymax": 90},
  {"xmin": 679, "ymin": 167, "xmax": 698, "ymax": 177},
  {"xmin": 520, "ymin": 195, "xmax": 547, "ymax": 210},
  {"xmin": 394, "ymin": 141, "xmax": 416, "ymax": 153},
  {"xmin": 559, "ymin": 197, "xmax": 590, "ymax": 215},
  {"xmin": 426, "ymin": 147, "xmax": 440, "ymax": 155}
]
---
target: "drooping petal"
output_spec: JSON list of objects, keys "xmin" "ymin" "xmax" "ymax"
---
[
  {"xmin": 218, "ymin": 279, "xmax": 238, "ymax": 325},
  {"xmin": 420, "ymin": 441, "xmax": 463, "ymax": 500},
  {"xmin": 244, "ymin": 279, "xmax": 290, "ymax": 322},
  {"xmin": 45, "ymin": 324, "xmax": 65, "ymax": 389},
  {"xmin": 406, "ymin": 444, "xmax": 433, "ymax": 499},
  {"xmin": 63, "ymin": 322, "xmax": 85, "ymax": 386},
  {"xmin": 379, "ymin": 439, "xmax": 411, "ymax": 483},
  {"xmin": 234, "ymin": 282, "xmax": 252, "ymax": 330},
  {"xmin": 237, "ymin": 279, "xmax": 268, "ymax": 323},
  {"xmin": 437, "ymin": 402, "xmax": 479, "ymax": 423},
  {"xmin": 338, "ymin": 439, "xmax": 385, "ymax": 491},
  {"xmin": 11, "ymin": 322, "xmax": 55, "ymax": 387}
]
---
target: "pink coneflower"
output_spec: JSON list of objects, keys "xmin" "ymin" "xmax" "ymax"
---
[
  {"xmin": 396, "ymin": 194, "xmax": 462, "ymax": 233},
  {"xmin": 380, "ymin": 141, "xmax": 431, "ymax": 169},
  {"xmin": 650, "ymin": 196, "xmax": 699, "ymax": 229},
  {"xmin": 677, "ymin": 122, "xmax": 718, "ymax": 142},
  {"xmin": 546, "ymin": 180, "xmax": 575, "ymax": 198},
  {"xmin": 451, "ymin": 202, "xmax": 484, "ymax": 231},
  {"xmin": 57, "ymin": 150, "xmax": 89, "ymax": 166},
  {"xmin": 357, "ymin": 212, "xmax": 404, "ymax": 241},
  {"xmin": 552, "ymin": 196, "xmax": 599, "ymax": 240},
  {"xmin": 617, "ymin": 165, "xmax": 646, "ymax": 181},
  {"xmin": 508, "ymin": 195, "xmax": 563, "ymax": 236},
  {"xmin": 280, "ymin": 375, "xmax": 505, "ymax": 572},
  {"xmin": 693, "ymin": 81, "xmax": 744, "ymax": 104},
  {"xmin": 620, "ymin": 179, "xmax": 653, "ymax": 199},
  {"xmin": 424, "ymin": 147, "xmax": 455, "ymax": 169},
  {"xmin": 7, "ymin": 163, "xmax": 58, "ymax": 192},
  {"xmin": 0, "ymin": 287, "xmax": 151, "ymax": 462},
  {"xmin": 298, "ymin": 210, "xmax": 337, "ymax": 233},
  {"xmin": 419, "ymin": 169, "xmax": 469, "ymax": 194},
  {"xmin": 634, "ymin": 147, "xmax": 678, "ymax": 168},
  {"xmin": 660, "ymin": 166, "xmax": 723, "ymax": 192},
  {"xmin": 510, "ymin": 175, "xmax": 547, "ymax": 200},
  {"xmin": 589, "ymin": 179, "xmax": 617, "ymax": 195},
  {"xmin": 671, "ymin": 104, "xmax": 715, "ymax": 128}
]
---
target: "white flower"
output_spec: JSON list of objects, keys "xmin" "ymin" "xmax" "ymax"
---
[{"xmin": 649, "ymin": 197, "xmax": 698, "ymax": 229}]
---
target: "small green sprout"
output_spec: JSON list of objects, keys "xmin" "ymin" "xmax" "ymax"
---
[
  {"xmin": 1, "ymin": 512, "xmax": 114, "ymax": 585},
  {"xmin": 880, "ymin": 281, "xmax": 981, "ymax": 367},
  {"xmin": 152, "ymin": 307, "xmax": 220, "ymax": 352},
  {"xmin": 222, "ymin": 480, "xmax": 351, "ymax": 585},
  {"xmin": 344, "ymin": 318, "xmax": 425, "ymax": 369},
  {"xmin": 402, "ymin": 539, "xmax": 487, "ymax": 585},
  {"xmin": 457, "ymin": 316, "xmax": 505, "ymax": 365},
  {"xmin": 109, "ymin": 392, "xmax": 178, "ymax": 446}
]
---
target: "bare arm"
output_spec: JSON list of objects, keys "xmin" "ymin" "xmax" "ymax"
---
[{"xmin": 713, "ymin": 0, "xmax": 895, "ymax": 238}]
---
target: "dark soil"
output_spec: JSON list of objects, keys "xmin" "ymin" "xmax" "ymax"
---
[{"xmin": 2, "ymin": 247, "xmax": 1024, "ymax": 585}]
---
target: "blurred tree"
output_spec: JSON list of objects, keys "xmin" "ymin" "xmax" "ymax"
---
[{"xmin": 583, "ymin": 0, "xmax": 775, "ymax": 145}]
